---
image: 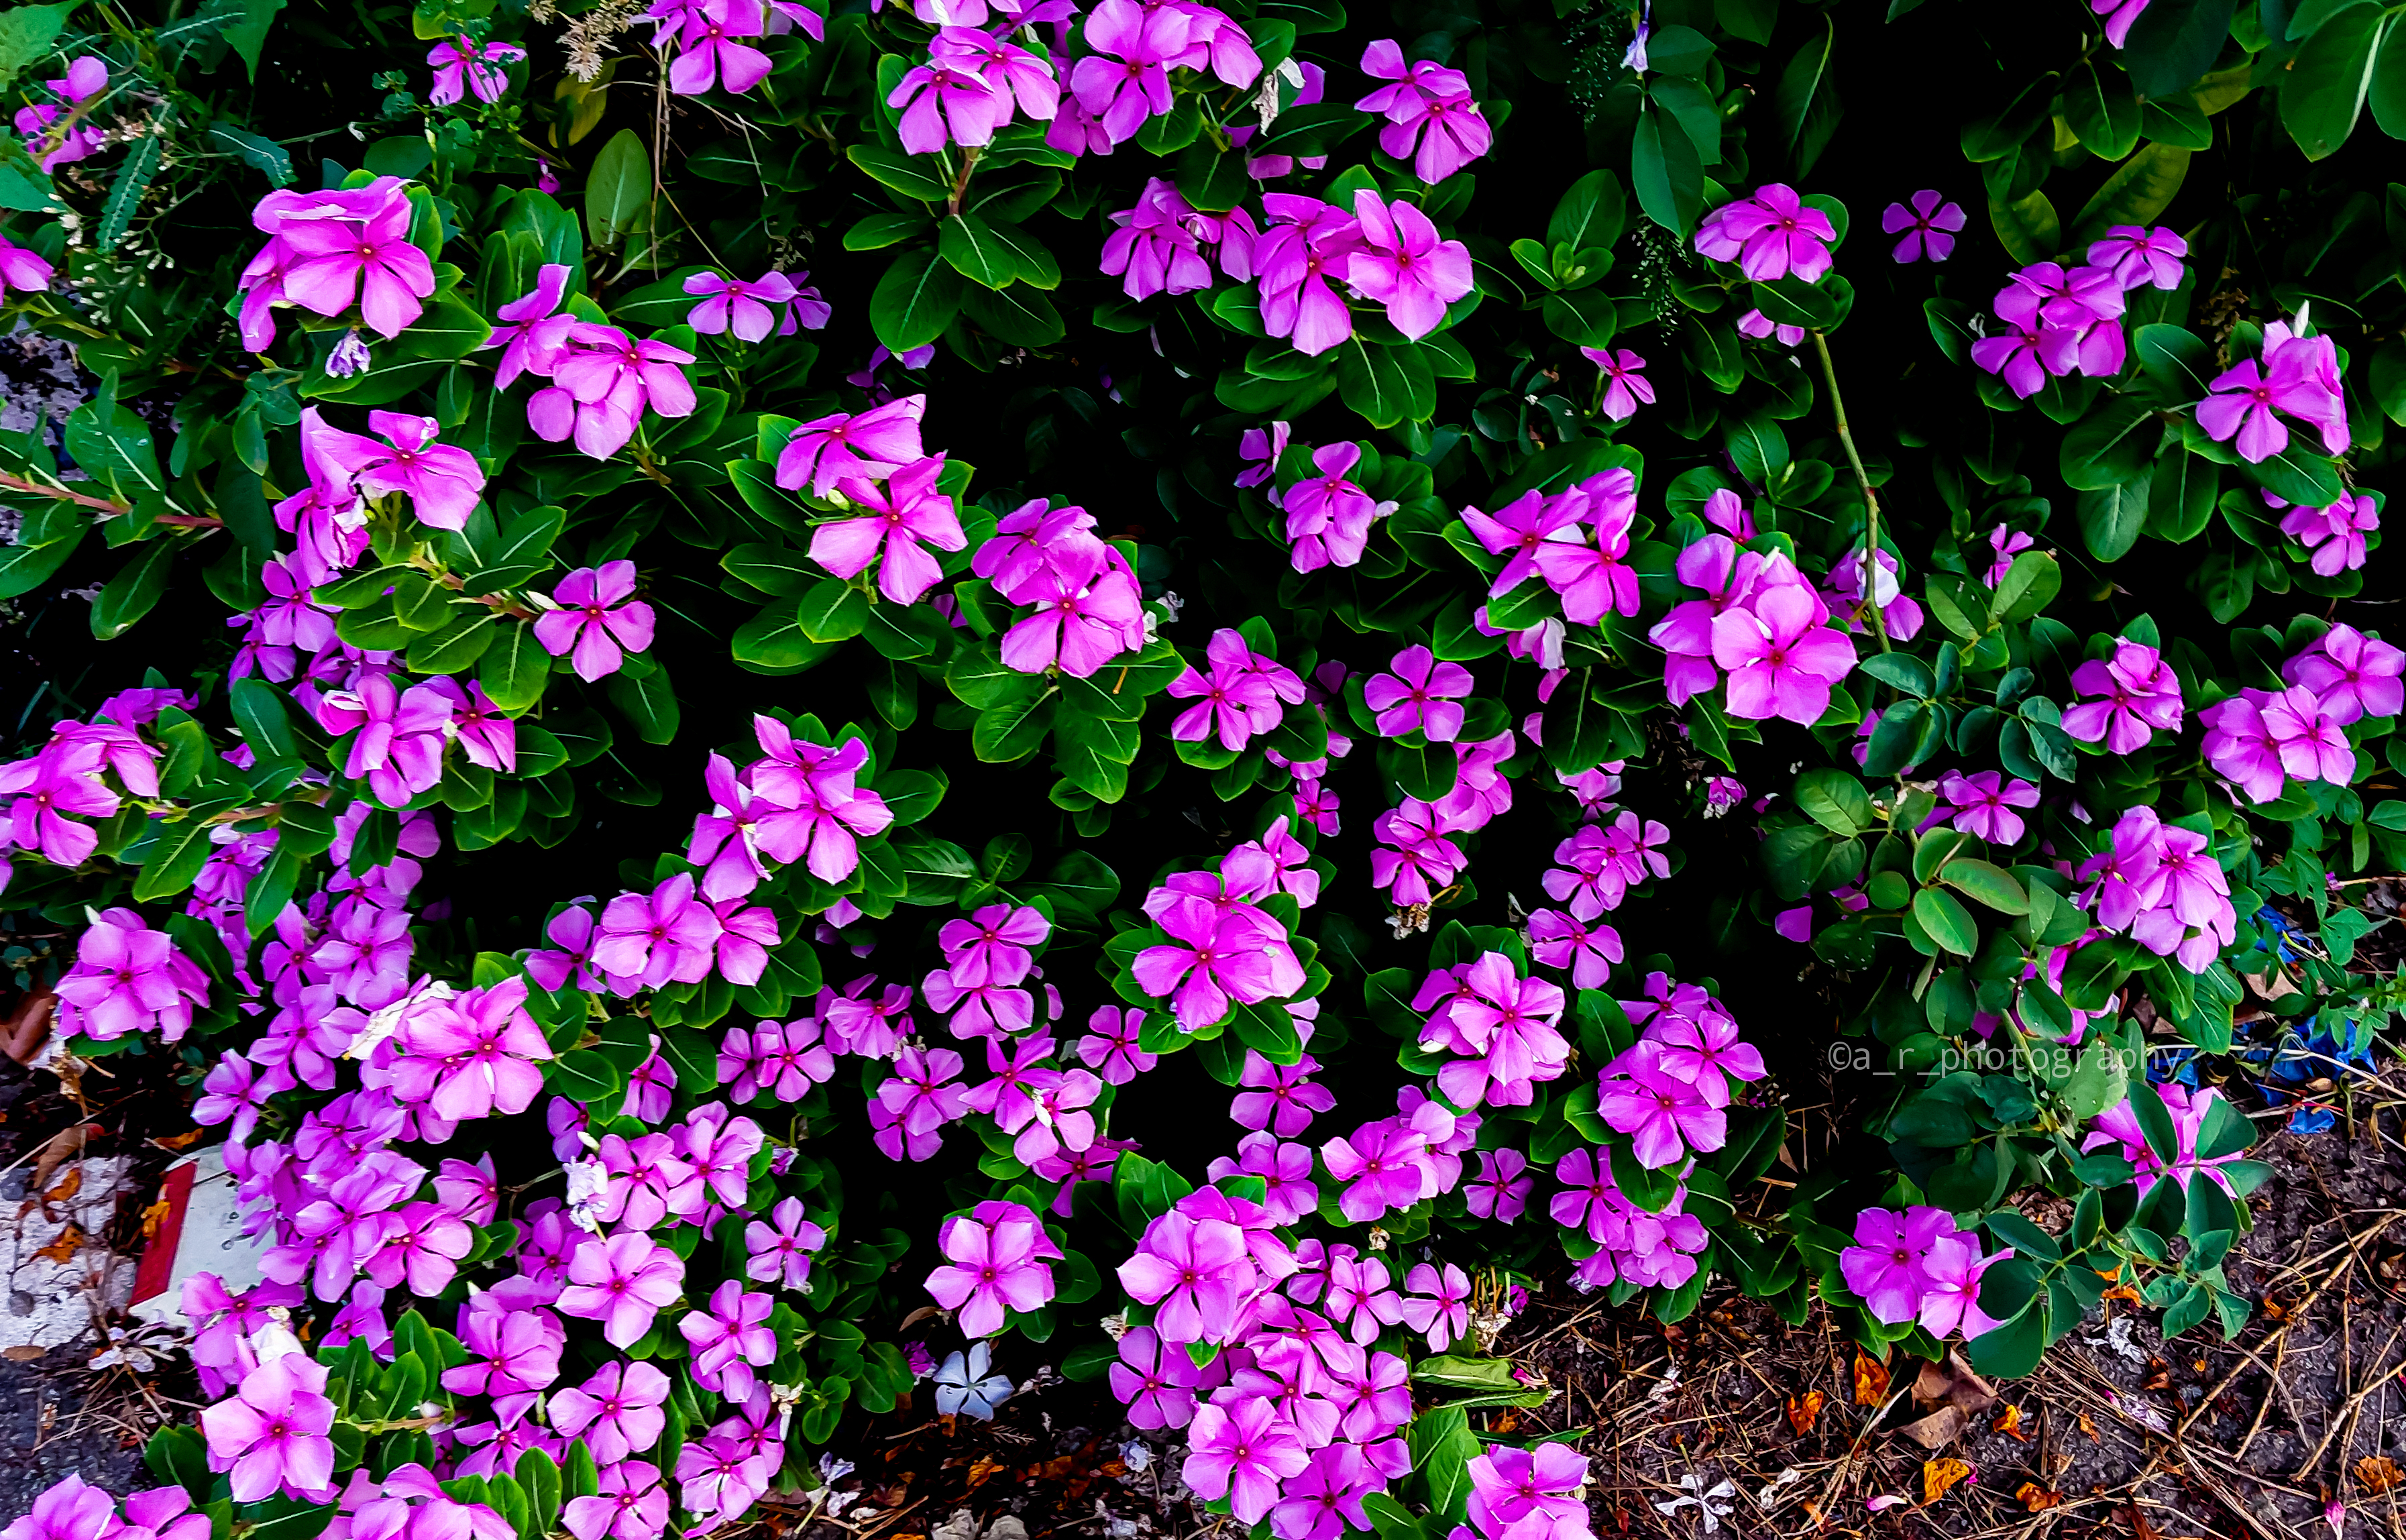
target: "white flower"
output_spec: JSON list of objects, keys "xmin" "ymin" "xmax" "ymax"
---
[
  {"xmin": 932, "ymin": 1341, "xmax": 1011, "ymax": 1420},
  {"xmin": 1653, "ymin": 1475, "xmax": 1737, "ymax": 1535}
]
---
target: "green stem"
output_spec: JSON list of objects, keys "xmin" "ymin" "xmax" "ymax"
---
[{"xmin": 1810, "ymin": 328, "xmax": 1890, "ymax": 654}]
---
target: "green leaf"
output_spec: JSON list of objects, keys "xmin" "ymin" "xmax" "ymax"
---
[
  {"xmin": 1407, "ymin": 1407, "xmax": 1483, "ymax": 1524},
  {"xmin": 1334, "ymin": 339, "xmax": 1435, "ymax": 429},
  {"xmin": 844, "ymin": 211, "xmax": 932, "ymax": 252},
  {"xmin": 0, "ymin": 4, "xmax": 75, "ymax": 89},
  {"xmin": 91, "ymin": 541, "xmax": 175, "ymax": 640},
  {"xmin": 1991, "ymin": 551, "xmax": 2061, "ymax": 621},
  {"xmin": 1771, "ymin": 18, "xmax": 1842, "ymax": 176},
  {"xmin": 478, "ymin": 623, "xmax": 551, "ymax": 712},
  {"xmin": 2061, "ymin": 398, "xmax": 2161, "ymax": 490},
  {"xmin": 1547, "ymin": 169, "xmax": 1627, "ymax": 252},
  {"xmin": 848, "ymin": 144, "xmax": 950, "ymax": 202},
  {"xmin": 2077, "ymin": 478, "xmax": 2152, "ymax": 562},
  {"xmin": 869, "ymin": 249, "xmax": 966, "ymax": 352},
  {"xmin": 97, "ymin": 102, "xmax": 170, "ymax": 250},
  {"xmin": 2146, "ymin": 448, "xmax": 2218, "ymax": 542},
  {"xmin": 1965, "ymin": 1299, "xmax": 2048, "ymax": 1376},
  {"xmin": 938, "ymin": 213, "xmax": 1018, "ymax": 289},
  {"xmin": 2370, "ymin": 15, "xmax": 2406, "ymax": 135},
  {"xmin": 206, "ymin": 122, "xmax": 294, "ymax": 188},
  {"xmin": 1911, "ymin": 886, "xmax": 1979, "ymax": 956},
  {"xmin": 1939, "ymin": 859, "xmax": 2029, "ymax": 914},
  {"xmin": 2281, "ymin": 3, "xmax": 2387, "ymax": 158},
  {"xmin": 2122, "ymin": 0, "xmax": 2240, "ymax": 98},
  {"xmin": 1631, "ymin": 108, "xmax": 1703, "ymax": 234},
  {"xmin": 607, "ymin": 663, "xmax": 680, "ymax": 745},
  {"xmin": 2064, "ymin": 64, "xmax": 2142, "ymax": 160},
  {"xmin": 963, "ymin": 284, "xmax": 1064, "ymax": 346},
  {"xmin": 2067, "ymin": 144, "xmax": 2192, "ymax": 246},
  {"xmin": 1794, "ymin": 767, "xmax": 1873, "ymax": 836},
  {"xmin": 2128, "ymin": 1084, "xmax": 2183, "ymax": 1166},
  {"xmin": 1989, "ymin": 188, "xmax": 2060, "ymax": 266},
  {"xmin": 585, "ymin": 129, "xmax": 651, "ymax": 249}
]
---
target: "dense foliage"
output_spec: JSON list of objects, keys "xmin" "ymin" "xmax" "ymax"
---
[{"xmin": 1, "ymin": 0, "xmax": 2403, "ymax": 1533}]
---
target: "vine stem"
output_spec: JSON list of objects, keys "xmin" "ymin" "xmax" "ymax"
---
[{"xmin": 1810, "ymin": 328, "xmax": 1890, "ymax": 653}]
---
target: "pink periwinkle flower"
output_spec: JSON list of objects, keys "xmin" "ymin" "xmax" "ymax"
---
[
  {"xmin": 2281, "ymin": 493, "xmax": 2378, "ymax": 576},
  {"xmin": 1346, "ymin": 190, "xmax": 1472, "ymax": 339},
  {"xmin": 1940, "ymin": 769, "xmax": 2040, "ymax": 845},
  {"xmin": 810, "ymin": 455, "xmax": 967, "ymax": 605},
  {"xmin": 2284, "ymin": 622, "xmax": 2405, "ymax": 725},
  {"xmin": 2063, "ymin": 638, "xmax": 2184, "ymax": 753},
  {"xmin": 533, "ymin": 561, "xmax": 657, "ymax": 682},
  {"xmin": 558, "ymin": 1233, "xmax": 686, "ymax": 1349},
  {"xmin": 1694, "ymin": 184, "xmax": 1836, "ymax": 283},
  {"xmin": 1882, "ymin": 190, "xmax": 1964, "ymax": 264},
  {"xmin": 1354, "ymin": 40, "xmax": 1492, "ymax": 184},
  {"xmin": 1597, "ymin": 1039, "xmax": 1727, "ymax": 1168},
  {"xmin": 1577, "ymin": 347, "xmax": 1653, "ymax": 421},
  {"xmin": 1364, "ymin": 645, "xmax": 1472, "ymax": 742},
  {"xmin": 428, "ymin": 37, "xmax": 528, "ymax": 104},
  {"xmin": 925, "ymin": 1200, "xmax": 1058, "ymax": 1336},
  {"xmin": 1167, "ymin": 628, "xmax": 1307, "ymax": 751},
  {"xmin": 2197, "ymin": 320, "xmax": 2350, "ymax": 464},
  {"xmin": 53, "ymin": 908, "xmax": 209, "ymax": 1044},
  {"xmin": 199, "ymin": 1353, "xmax": 338, "ymax": 1503}
]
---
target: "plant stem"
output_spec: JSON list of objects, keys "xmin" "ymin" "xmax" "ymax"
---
[{"xmin": 1810, "ymin": 328, "xmax": 1890, "ymax": 653}]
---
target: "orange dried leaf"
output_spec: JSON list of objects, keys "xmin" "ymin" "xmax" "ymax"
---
[
  {"xmin": 150, "ymin": 1128, "xmax": 205, "ymax": 1152},
  {"xmin": 1921, "ymin": 1458, "xmax": 1972, "ymax": 1505},
  {"xmin": 31, "ymin": 1225, "xmax": 82, "ymax": 1264},
  {"xmin": 1785, "ymin": 1390, "xmax": 1825, "ymax": 1437},
  {"xmin": 2014, "ymin": 1483, "xmax": 2063, "ymax": 1512},
  {"xmin": 40, "ymin": 1166, "xmax": 80, "ymax": 1208},
  {"xmin": 965, "ymin": 1457, "xmax": 1006, "ymax": 1489},
  {"xmin": 1852, "ymin": 1350, "xmax": 1890, "ymax": 1406},
  {"xmin": 138, "ymin": 1199, "xmax": 170, "ymax": 1242},
  {"xmin": 2077, "ymin": 1411, "xmax": 2099, "ymax": 1441},
  {"xmin": 1993, "ymin": 1402, "xmax": 2027, "ymax": 1441},
  {"xmin": 2102, "ymin": 1284, "xmax": 2144, "ymax": 1307},
  {"xmin": 2356, "ymin": 1455, "xmax": 2405, "ymax": 1494}
]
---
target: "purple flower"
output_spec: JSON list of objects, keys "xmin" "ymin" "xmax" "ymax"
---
[
  {"xmin": 1465, "ymin": 1148, "xmax": 1531, "ymax": 1223},
  {"xmin": 1077, "ymin": 1005, "xmax": 1158, "ymax": 1084},
  {"xmin": 1401, "ymin": 1261, "xmax": 1472, "ymax": 1350},
  {"xmin": 1282, "ymin": 442, "xmax": 1391, "ymax": 573},
  {"xmin": 1365, "ymin": 644, "xmax": 1472, "ymax": 741},
  {"xmin": 1166, "ymin": 628, "xmax": 1307, "ymax": 751},
  {"xmin": 1881, "ymin": 190, "xmax": 1964, "ymax": 263},
  {"xmin": 1466, "ymin": 1443, "xmax": 1590, "ymax": 1537},
  {"xmin": 1940, "ymin": 769, "xmax": 2040, "ymax": 845},
  {"xmin": 1346, "ymin": 190, "xmax": 1472, "ymax": 339},
  {"xmin": 1736, "ymin": 307, "xmax": 1804, "ymax": 347},
  {"xmin": 307, "ymin": 408, "xmax": 487, "ymax": 531},
  {"xmin": 646, "ymin": 0, "xmax": 775, "ymax": 95},
  {"xmin": 2087, "ymin": 224, "xmax": 2187, "ymax": 290},
  {"xmin": 14, "ymin": 58, "xmax": 108, "ymax": 172},
  {"xmin": 1231, "ymin": 1049, "xmax": 1335, "ymax": 1137},
  {"xmin": 563, "ymin": 1461, "xmax": 669, "ymax": 1540},
  {"xmin": 1255, "ymin": 193, "xmax": 1366, "ymax": 355},
  {"xmin": 1528, "ymin": 908, "xmax": 1622, "ymax": 989},
  {"xmin": 749, "ymin": 718, "xmax": 894, "ymax": 883},
  {"xmin": 744, "ymin": 1195, "xmax": 828, "ymax": 1290},
  {"xmin": 52, "ymin": 908, "xmax": 208, "ymax": 1044},
  {"xmin": 889, "ymin": 48, "xmax": 1011, "ymax": 154},
  {"xmin": 2280, "ymin": 492, "xmax": 2378, "ymax": 575},
  {"xmin": 684, "ymin": 268, "xmax": 815, "ymax": 341},
  {"xmin": 1917, "ymin": 1235, "xmax": 2012, "ymax": 1339},
  {"xmin": 775, "ymin": 395, "xmax": 927, "ymax": 498},
  {"xmin": 1983, "ymin": 524, "xmax": 2036, "ymax": 586},
  {"xmin": 272, "ymin": 177, "xmax": 436, "ymax": 340},
  {"xmin": 1117, "ymin": 1207, "xmax": 1248, "ymax": 1342},
  {"xmin": 2284, "ymin": 623, "xmax": 2405, "ymax": 724},
  {"xmin": 199, "ymin": 1354, "xmax": 337, "ymax": 1503},
  {"xmin": 1101, "ymin": 178, "xmax": 1216, "ymax": 299},
  {"xmin": 2081, "ymin": 1084, "xmax": 2244, "ymax": 1196},
  {"xmin": 533, "ymin": 561, "xmax": 657, "ymax": 682},
  {"xmin": 1597, "ymin": 1040, "xmax": 1727, "ymax": 1168},
  {"xmin": 0, "ymin": 235, "xmax": 54, "ymax": 294},
  {"xmin": 810, "ymin": 455, "xmax": 967, "ymax": 604},
  {"xmin": 1184, "ymin": 1397, "xmax": 1309, "ymax": 1523},
  {"xmin": 2093, "ymin": 0, "xmax": 2150, "ymax": 47},
  {"xmin": 594, "ymin": 874, "xmax": 723, "ymax": 989},
  {"xmin": 1206, "ymin": 1133, "xmax": 1318, "ymax": 1224},
  {"xmin": 1709, "ymin": 583, "xmax": 1857, "ymax": 724},
  {"xmin": 1577, "ymin": 347, "xmax": 1654, "ymax": 421},
  {"xmin": 1134, "ymin": 886, "xmax": 1307, "ymax": 1031},
  {"xmin": 535, "ymin": 325, "xmax": 699, "ymax": 459},
  {"xmin": 1354, "ymin": 41, "xmax": 1492, "ymax": 184},
  {"xmin": 558, "ymin": 1233, "xmax": 685, "ymax": 1348},
  {"xmin": 1071, "ymin": 0, "xmax": 1186, "ymax": 143},
  {"xmin": 925, "ymin": 1200, "xmax": 1057, "ymax": 1336},
  {"xmin": 386, "ymin": 977, "xmax": 552, "ymax": 1121},
  {"xmin": 1695, "ymin": 184, "xmax": 1836, "ymax": 283},
  {"xmin": 1108, "ymin": 1326, "xmax": 1199, "ymax": 1429},
  {"xmin": 999, "ymin": 541, "xmax": 1147, "ymax": 677},
  {"xmin": 428, "ymin": 36, "xmax": 527, "ymax": 103},
  {"xmin": 1838, "ymin": 1205, "xmax": 1955, "ymax": 1325},
  {"xmin": 552, "ymin": 1363, "xmax": 671, "ymax": 1466},
  {"xmin": 2063, "ymin": 638, "xmax": 2183, "ymax": 753},
  {"xmin": 2197, "ymin": 320, "xmax": 2350, "ymax": 463},
  {"xmin": 679, "ymin": 1280, "xmax": 776, "ymax": 1401}
]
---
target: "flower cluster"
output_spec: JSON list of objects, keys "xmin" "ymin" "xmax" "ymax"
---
[
  {"xmin": 238, "ymin": 178, "xmax": 434, "ymax": 353},
  {"xmin": 1595, "ymin": 973, "xmax": 1763, "ymax": 1168},
  {"xmin": 2079, "ymin": 805, "xmax": 2237, "ymax": 973},
  {"xmin": 1971, "ymin": 226, "xmax": 2184, "ymax": 398},
  {"xmin": 1354, "ymin": 40, "xmax": 1492, "ymax": 184},
  {"xmin": 2197, "ymin": 318, "xmax": 2350, "ymax": 463},
  {"xmin": 972, "ymin": 500, "xmax": 1148, "ymax": 677},
  {"xmin": 1649, "ymin": 534, "xmax": 1858, "ymax": 726},
  {"xmin": 1460, "ymin": 468, "xmax": 1645, "ymax": 628},
  {"xmin": 1840, "ymin": 1206, "xmax": 2013, "ymax": 1337}
]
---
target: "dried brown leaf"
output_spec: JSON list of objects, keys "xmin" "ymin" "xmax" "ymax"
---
[
  {"xmin": 1852, "ymin": 1350, "xmax": 1890, "ymax": 1406},
  {"xmin": 1993, "ymin": 1402, "xmax": 2027, "ymax": 1441},
  {"xmin": 2356, "ymin": 1455, "xmax": 2405, "ymax": 1494},
  {"xmin": 32, "ymin": 1223, "xmax": 83, "ymax": 1264},
  {"xmin": 1920, "ymin": 1458, "xmax": 1972, "ymax": 1505},
  {"xmin": 1899, "ymin": 1406, "xmax": 1967, "ymax": 1450},
  {"xmin": 2014, "ymin": 1482, "xmax": 2062, "ymax": 1512},
  {"xmin": 1784, "ymin": 1390, "xmax": 1824, "ymax": 1437}
]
